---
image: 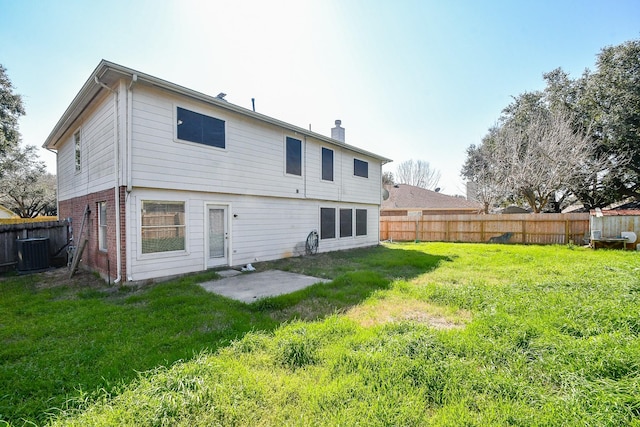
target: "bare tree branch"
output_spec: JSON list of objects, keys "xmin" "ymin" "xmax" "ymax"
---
[{"xmin": 395, "ymin": 159, "xmax": 441, "ymax": 190}]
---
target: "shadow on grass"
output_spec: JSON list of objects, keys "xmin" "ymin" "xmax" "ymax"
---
[
  {"xmin": 250, "ymin": 245, "xmax": 450, "ymax": 321},
  {"xmin": 0, "ymin": 245, "xmax": 448, "ymax": 426}
]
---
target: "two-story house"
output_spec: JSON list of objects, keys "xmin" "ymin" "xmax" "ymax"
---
[{"xmin": 43, "ymin": 60, "xmax": 391, "ymax": 283}]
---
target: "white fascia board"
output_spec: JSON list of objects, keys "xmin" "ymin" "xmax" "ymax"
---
[{"xmin": 43, "ymin": 60, "xmax": 393, "ymax": 164}]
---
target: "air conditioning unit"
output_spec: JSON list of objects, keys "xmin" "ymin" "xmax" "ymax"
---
[{"xmin": 17, "ymin": 238, "xmax": 50, "ymax": 272}]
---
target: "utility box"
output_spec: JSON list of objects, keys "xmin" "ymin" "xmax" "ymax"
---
[{"xmin": 16, "ymin": 237, "xmax": 50, "ymax": 272}]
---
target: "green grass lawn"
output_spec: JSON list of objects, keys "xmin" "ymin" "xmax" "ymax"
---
[{"xmin": 2, "ymin": 243, "xmax": 640, "ymax": 426}]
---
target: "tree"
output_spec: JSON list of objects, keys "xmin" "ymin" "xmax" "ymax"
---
[
  {"xmin": 491, "ymin": 108, "xmax": 606, "ymax": 212},
  {"xmin": 464, "ymin": 38, "xmax": 640, "ymax": 211},
  {"xmin": 395, "ymin": 159, "xmax": 441, "ymax": 190},
  {"xmin": 542, "ymin": 39, "xmax": 640, "ymax": 202},
  {"xmin": 0, "ymin": 145, "xmax": 57, "ymax": 218},
  {"xmin": 382, "ymin": 171, "xmax": 395, "ymax": 185},
  {"xmin": 461, "ymin": 135, "xmax": 507, "ymax": 213},
  {"xmin": 0, "ymin": 64, "xmax": 25, "ymax": 158}
]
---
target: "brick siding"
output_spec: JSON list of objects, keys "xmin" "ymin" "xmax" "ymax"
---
[{"xmin": 58, "ymin": 186, "xmax": 127, "ymax": 282}]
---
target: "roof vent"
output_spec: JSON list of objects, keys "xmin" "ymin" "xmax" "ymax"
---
[{"xmin": 331, "ymin": 119, "xmax": 345, "ymax": 143}]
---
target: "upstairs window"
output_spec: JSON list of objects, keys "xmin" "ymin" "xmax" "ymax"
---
[
  {"xmin": 322, "ymin": 147, "xmax": 334, "ymax": 181},
  {"xmin": 354, "ymin": 158, "xmax": 368, "ymax": 178},
  {"xmin": 286, "ymin": 136, "xmax": 302, "ymax": 176},
  {"xmin": 176, "ymin": 107, "xmax": 225, "ymax": 148},
  {"xmin": 74, "ymin": 131, "xmax": 81, "ymax": 172}
]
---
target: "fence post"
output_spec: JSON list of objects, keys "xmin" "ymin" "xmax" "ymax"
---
[
  {"xmin": 565, "ymin": 219, "xmax": 569, "ymax": 244},
  {"xmin": 521, "ymin": 220, "xmax": 526, "ymax": 244}
]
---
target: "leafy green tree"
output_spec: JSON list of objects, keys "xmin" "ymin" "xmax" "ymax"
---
[
  {"xmin": 587, "ymin": 39, "xmax": 640, "ymax": 199},
  {"xmin": 0, "ymin": 145, "xmax": 57, "ymax": 218},
  {"xmin": 464, "ymin": 38, "xmax": 640, "ymax": 211},
  {"xmin": 543, "ymin": 39, "xmax": 640, "ymax": 202},
  {"xmin": 0, "ymin": 64, "xmax": 25, "ymax": 158}
]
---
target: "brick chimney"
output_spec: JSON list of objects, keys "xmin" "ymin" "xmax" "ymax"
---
[{"xmin": 331, "ymin": 119, "xmax": 345, "ymax": 142}]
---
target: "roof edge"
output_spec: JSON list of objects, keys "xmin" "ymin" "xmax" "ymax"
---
[{"xmin": 43, "ymin": 60, "xmax": 392, "ymax": 163}]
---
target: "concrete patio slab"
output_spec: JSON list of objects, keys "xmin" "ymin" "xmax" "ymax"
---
[{"xmin": 199, "ymin": 270, "xmax": 331, "ymax": 303}]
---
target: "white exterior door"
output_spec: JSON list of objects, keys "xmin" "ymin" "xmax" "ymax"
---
[{"xmin": 206, "ymin": 205, "xmax": 228, "ymax": 267}]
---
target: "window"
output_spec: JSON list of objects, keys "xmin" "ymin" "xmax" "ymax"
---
[
  {"xmin": 340, "ymin": 209, "xmax": 353, "ymax": 238},
  {"xmin": 286, "ymin": 137, "xmax": 302, "ymax": 176},
  {"xmin": 356, "ymin": 209, "xmax": 367, "ymax": 236},
  {"xmin": 141, "ymin": 201, "xmax": 186, "ymax": 254},
  {"xmin": 322, "ymin": 147, "xmax": 334, "ymax": 181},
  {"xmin": 354, "ymin": 159, "xmax": 368, "ymax": 178},
  {"xmin": 176, "ymin": 107, "xmax": 225, "ymax": 148},
  {"xmin": 74, "ymin": 131, "xmax": 81, "ymax": 172},
  {"xmin": 98, "ymin": 202, "xmax": 107, "ymax": 251},
  {"xmin": 320, "ymin": 208, "xmax": 335, "ymax": 239}
]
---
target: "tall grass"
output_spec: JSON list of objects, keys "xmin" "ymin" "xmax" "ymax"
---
[
  {"xmin": 44, "ymin": 243, "xmax": 640, "ymax": 426},
  {"xmin": 1, "ymin": 245, "xmax": 426, "ymax": 426},
  {"xmin": 3, "ymin": 243, "xmax": 640, "ymax": 426}
]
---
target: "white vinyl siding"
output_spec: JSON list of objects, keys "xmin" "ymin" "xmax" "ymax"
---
[
  {"xmin": 57, "ymin": 93, "xmax": 116, "ymax": 201},
  {"xmin": 129, "ymin": 86, "xmax": 383, "ymax": 204},
  {"xmin": 126, "ymin": 189, "xmax": 379, "ymax": 282},
  {"xmin": 131, "ymin": 87, "xmax": 308, "ymax": 198}
]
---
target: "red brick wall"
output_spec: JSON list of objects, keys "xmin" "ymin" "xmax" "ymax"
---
[{"xmin": 58, "ymin": 186, "xmax": 127, "ymax": 282}]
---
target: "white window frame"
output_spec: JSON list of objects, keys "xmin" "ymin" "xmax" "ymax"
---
[
  {"xmin": 321, "ymin": 147, "xmax": 334, "ymax": 182},
  {"xmin": 353, "ymin": 158, "xmax": 369, "ymax": 178},
  {"xmin": 98, "ymin": 201, "xmax": 107, "ymax": 252},
  {"xmin": 139, "ymin": 200, "xmax": 188, "ymax": 257},
  {"xmin": 173, "ymin": 104, "xmax": 227, "ymax": 151},
  {"xmin": 284, "ymin": 135, "xmax": 303, "ymax": 178},
  {"xmin": 74, "ymin": 130, "xmax": 81, "ymax": 173}
]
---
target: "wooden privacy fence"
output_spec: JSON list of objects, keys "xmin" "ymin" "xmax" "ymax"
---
[
  {"xmin": 0, "ymin": 220, "xmax": 69, "ymax": 272},
  {"xmin": 380, "ymin": 213, "xmax": 590, "ymax": 245}
]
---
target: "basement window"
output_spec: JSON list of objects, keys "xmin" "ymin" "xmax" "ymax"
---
[
  {"xmin": 176, "ymin": 107, "xmax": 225, "ymax": 149},
  {"xmin": 141, "ymin": 201, "xmax": 186, "ymax": 254}
]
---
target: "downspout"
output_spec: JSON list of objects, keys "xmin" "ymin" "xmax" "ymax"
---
[
  {"xmin": 95, "ymin": 76, "xmax": 122, "ymax": 284},
  {"xmin": 127, "ymin": 75, "xmax": 137, "ymax": 193},
  {"xmin": 125, "ymin": 75, "xmax": 137, "ymax": 282},
  {"xmin": 303, "ymin": 135, "xmax": 308, "ymax": 198}
]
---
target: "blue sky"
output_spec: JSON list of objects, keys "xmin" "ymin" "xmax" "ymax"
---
[{"xmin": 2, "ymin": 0, "xmax": 639, "ymax": 195}]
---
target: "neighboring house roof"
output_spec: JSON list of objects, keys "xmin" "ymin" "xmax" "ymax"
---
[
  {"xmin": 42, "ymin": 60, "xmax": 391, "ymax": 164},
  {"xmin": 0, "ymin": 205, "xmax": 17, "ymax": 219},
  {"xmin": 591, "ymin": 208, "xmax": 640, "ymax": 216},
  {"xmin": 611, "ymin": 200, "xmax": 640, "ymax": 210},
  {"xmin": 381, "ymin": 184, "xmax": 482, "ymax": 212}
]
